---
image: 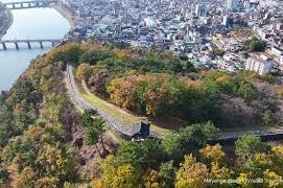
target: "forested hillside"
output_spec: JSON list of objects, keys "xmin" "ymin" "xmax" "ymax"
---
[
  {"xmin": 1, "ymin": 41, "xmax": 283, "ymax": 187},
  {"xmin": 72, "ymin": 41, "xmax": 283, "ymax": 129}
]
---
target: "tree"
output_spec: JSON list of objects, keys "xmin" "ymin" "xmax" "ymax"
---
[
  {"xmin": 162, "ymin": 122, "xmax": 218, "ymax": 161},
  {"xmin": 140, "ymin": 139, "xmax": 166, "ymax": 168},
  {"xmin": 199, "ymin": 145, "xmax": 232, "ymax": 187},
  {"xmin": 115, "ymin": 141, "xmax": 144, "ymax": 168},
  {"xmin": 0, "ymin": 100, "xmax": 16, "ymax": 146},
  {"xmin": 107, "ymin": 75, "xmax": 140, "ymax": 110},
  {"xmin": 213, "ymin": 48, "xmax": 225, "ymax": 57},
  {"xmin": 235, "ymin": 135, "xmax": 271, "ymax": 161},
  {"xmin": 116, "ymin": 139, "xmax": 163, "ymax": 168},
  {"xmin": 143, "ymin": 169, "xmax": 161, "ymax": 188},
  {"xmin": 161, "ymin": 132, "xmax": 183, "ymax": 161},
  {"xmin": 50, "ymin": 43, "xmax": 83, "ymax": 65},
  {"xmin": 100, "ymin": 155, "xmax": 141, "ymax": 188},
  {"xmin": 79, "ymin": 48, "xmax": 112, "ymax": 65},
  {"xmin": 243, "ymin": 153, "xmax": 273, "ymax": 177},
  {"xmin": 75, "ymin": 63, "xmax": 92, "ymax": 81},
  {"xmin": 85, "ymin": 127, "xmax": 99, "ymax": 146},
  {"xmin": 14, "ymin": 167, "xmax": 36, "ymax": 188},
  {"xmin": 109, "ymin": 164, "xmax": 140, "ymax": 188},
  {"xmin": 35, "ymin": 177, "xmax": 59, "ymax": 188},
  {"xmin": 263, "ymin": 169, "xmax": 282, "ymax": 188},
  {"xmin": 36, "ymin": 144, "xmax": 78, "ymax": 183},
  {"xmin": 271, "ymin": 146, "xmax": 283, "ymax": 173},
  {"xmin": 210, "ymin": 162, "xmax": 232, "ymax": 182},
  {"xmin": 236, "ymin": 80, "xmax": 257, "ymax": 101},
  {"xmin": 200, "ymin": 144, "xmax": 225, "ymax": 163},
  {"xmin": 85, "ymin": 118, "xmax": 106, "ymax": 157},
  {"xmin": 81, "ymin": 110, "xmax": 94, "ymax": 127},
  {"xmin": 262, "ymin": 110, "xmax": 275, "ymax": 127},
  {"xmin": 12, "ymin": 79, "xmax": 35, "ymax": 104},
  {"xmin": 93, "ymin": 117, "xmax": 106, "ymax": 137},
  {"xmin": 175, "ymin": 154, "xmax": 209, "ymax": 188},
  {"xmin": 0, "ymin": 163, "xmax": 8, "ymax": 185},
  {"xmin": 87, "ymin": 68, "xmax": 110, "ymax": 96},
  {"xmin": 159, "ymin": 161, "xmax": 176, "ymax": 188},
  {"xmin": 247, "ymin": 37, "xmax": 266, "ymax": 52},
  {"xmin": 237, "ymin": 172, "xmax": 254, "ymax": 188},
  {"xmin": 107, "ymin": 74, "xmax": 194, "ymax": 117}
]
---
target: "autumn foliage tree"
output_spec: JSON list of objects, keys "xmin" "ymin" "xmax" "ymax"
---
[
  {"xmin": 98, "ymin": 155, "xmax": 142, "ymax": 188},
  {"xmin": 200, "ymin": 144, "xmax": 225, "ymax": 163},
  {"xmin": 46, "ymin": 43, "xmax": 83, "ymax": 65},
  {"xmin": 175, "ymin": 154, "xmax": 209, "ymax": 188},
  {"xmin": 75, "ymin": 63, "xmax": 92, "ymax": 81}
]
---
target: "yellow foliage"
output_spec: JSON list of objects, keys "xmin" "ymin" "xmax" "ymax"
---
[
  {"xmin": 237, "ymin": 172, "xmax": 251, "ymax": 187},
  {"xmin": 113, "ymin": 49, "xmax": 132, "ymax": 62},
  {"xmin": 200, "ymin": 144, "xmax": 225, "ymax": 163},
  {"xmin": 37, "ymin": 144, "xmax": 66, "ymax": 175},
  {"xmin": 14, "ymin": 167, "xmax": 36, "ymax": 188},
  {"xmin": 184, "ymin": 79, "xmax": 202, "ymax": 89},
  {"xmin": 274, "ymin": 85, "xmax": 283, "ymax": 98},
  {"xmin": 143, "ymin": 169, "xmax": 161, "ymax": 188},
  {"xmin": 272, "ymin": 146, "xmax": 283, "ymax": 158},
  {"xmin": 76, "ymin": 63, "xmax": 92, "ymax": 81},
  {"xmin": 100, "ymin": 155, "xmax": 140, "ymax": 188},
  {"xmin": 35, "ymin": 177, "xmax": 59, "ymax": 188},
  {"xmin": 107, "ymin": 76, "xmax": 139, "ymax": 109},
  {"xmin": 90, "ymin": 178, "xmax": 104, "ymax": 188},
  {"xmin": 264, "ymin": 169, "xmax": 283, "ymax": 188},
  {"xmin": 175, "ymin": 154, "xmax": 209, "ymax": 188},
  {"xmin": 215, "ymin": 75, "xmax": 232, "ymax": 85},
  {"xmin": 107, "ymin": 73, "xmax": 183, "ymax": 116},
  {"xmin": 25, "ymin": 126, "xmax": 45, "ymax": 141},
  {"xmin": 253, "ymin": 153, "xmax": 273, "ymax": 167},
  {"xmin": 210, "ymin": 162, "xmax": 232, "ymax": 179}
]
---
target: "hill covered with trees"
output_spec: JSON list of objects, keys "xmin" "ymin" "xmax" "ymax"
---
[
  {"xmin": 1, "ymin": 40, "xmax": 283, "ymax": 187},
  {"xmin": 68, "ymin": 41, "xmax": 283, "ymax": 129}
]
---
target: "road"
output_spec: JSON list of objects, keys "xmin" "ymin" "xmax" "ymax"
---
[{"xmin": 65, "ymin": 65, "xmax": 93, "ymax": 111}]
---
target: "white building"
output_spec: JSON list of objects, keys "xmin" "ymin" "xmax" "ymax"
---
[
  {"xmin": 226, "ymin": 0, "xmax": 241, "ymax": 12},
  {"xmin": 245, "ymin": 54, "xmax": 274, "ymax": 75},
  {"xmin": 195, "ymin": 1, "xmax": 208, "ymax": 17},
  {"xmin": 269, "ymin": 46, "xmax": 283, "ymax": 71}
]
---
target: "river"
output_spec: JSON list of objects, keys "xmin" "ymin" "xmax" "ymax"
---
[{"xmin": 0, "ymin": 0, "xmax": 71, "ymax": 91}]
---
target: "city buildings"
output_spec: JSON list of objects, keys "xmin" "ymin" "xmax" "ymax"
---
[
  {"xmin": 0, "ymin": 2, "xmax": 11, "ymax": 38},
  {"xmin": 58, "ymin": 0, "xmax": 283, "ymax": 75}
]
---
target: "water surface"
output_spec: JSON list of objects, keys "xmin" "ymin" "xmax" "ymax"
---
[{"xmin": 0, "ymin": 2, "xmax": 70, "ymax": 91}]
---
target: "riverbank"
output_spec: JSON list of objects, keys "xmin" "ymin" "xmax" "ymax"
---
[
  {"xmin": 0, "ymin": 5, "xmax": 13, "ymax": 39},
  {"xmin": 52, "ymin": 3, "xmax": 76, "ymax": 30}
]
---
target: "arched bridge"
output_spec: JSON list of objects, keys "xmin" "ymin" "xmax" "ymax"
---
[
  {"xmin": 0, "ymin": 39, "xmax": 62, "ymax": 50},
  {"xmin": 3, "ymin": 0, "xmax": 57, "ymax": 10}
]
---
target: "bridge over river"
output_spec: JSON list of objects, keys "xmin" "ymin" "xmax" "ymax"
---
[
  {"xmin": 0, "ymin": 39, "xmax": 62, "ymax": 50},
  {"xmin": 1, "ymin": 0, "xmax": 65, "ymax": 50},
  {"xmin": 3, "ymin": 0, "xmax": 57, "ymax": 10}
]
